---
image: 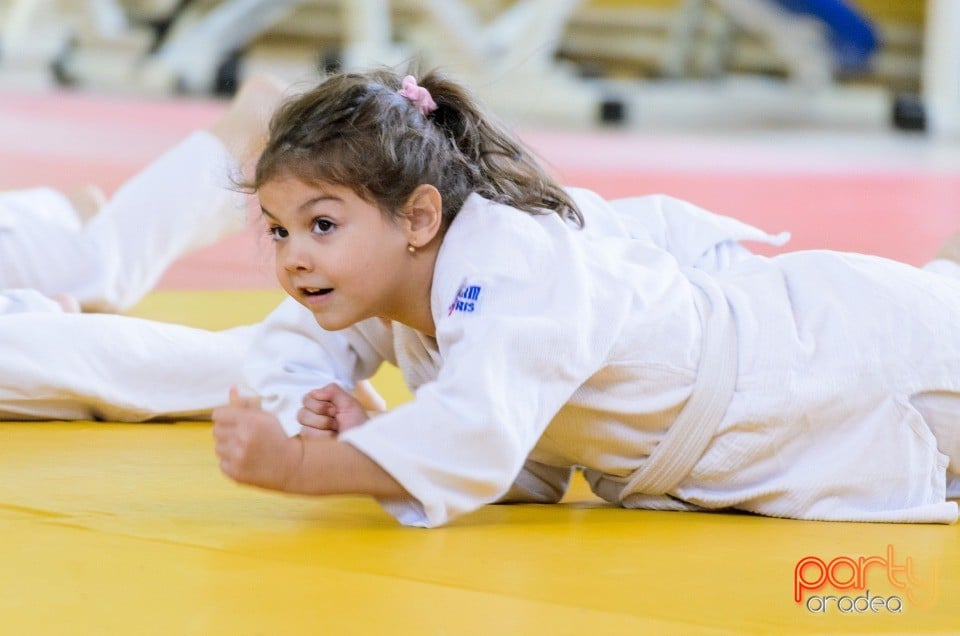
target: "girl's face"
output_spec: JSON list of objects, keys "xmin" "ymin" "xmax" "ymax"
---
[{"xmin": 259, "ymin": 177, "xmax": 413, "ymax": 331}]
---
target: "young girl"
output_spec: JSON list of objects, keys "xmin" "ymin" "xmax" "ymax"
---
[
  {"xmin": 203, "ymin": 68, "xmax": 957, "ymax": 528},
  {"xmin": 0, "ymin": 194, "xmax": 767, "ymax": 422},
  {"xmin": 0, "ymin": 70, "xmax": 770, "ymax": 422}
]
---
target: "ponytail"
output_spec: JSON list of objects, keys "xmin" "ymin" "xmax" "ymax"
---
[{"xmin": 418, "ymin": 70, "xmax": 583, "ymax": 227}]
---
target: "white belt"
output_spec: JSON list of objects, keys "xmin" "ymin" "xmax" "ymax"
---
[{"xmin": 619, "ymin": 267, "xmax": 738, "ymax": 499}]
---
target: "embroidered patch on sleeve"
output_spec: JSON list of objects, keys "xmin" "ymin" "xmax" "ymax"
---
[{"xmin": 447, "ymin": 280, "xmax": 484, "ymax": 315}]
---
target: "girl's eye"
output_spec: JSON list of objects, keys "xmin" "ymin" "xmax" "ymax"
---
[
  {"xmin": 313, "ymin": 218, "xmax": 335, "ymax": 235},
  {"xmin": 267, "ymin": 225, "xmax": 288, "ymax": 241}
]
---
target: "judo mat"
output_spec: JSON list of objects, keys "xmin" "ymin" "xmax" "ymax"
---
[{"xmin": 2, "ymin": 89, "xmax": 960, "ymax": 634}]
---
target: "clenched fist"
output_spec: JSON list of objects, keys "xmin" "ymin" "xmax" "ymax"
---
[
  {"xmin": 213, "ymin": 387, "xmax": 304, "ymax": 491},
  {"xmin": 298, "ymin": 382, "xmax": 371, "ymax": 437}
]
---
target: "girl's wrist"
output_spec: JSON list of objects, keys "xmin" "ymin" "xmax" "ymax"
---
[{"xmin": 280, "ymin": 435, "xmax": 307, "ymax": 492}]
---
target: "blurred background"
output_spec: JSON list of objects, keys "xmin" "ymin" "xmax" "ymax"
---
[
  {"xmin": 1, "ymin": 1, "xmax": 958, "ymax": 288},
  {"xmin": 0, "ymin": 0, "xmax": 954, "ymax": 135}
]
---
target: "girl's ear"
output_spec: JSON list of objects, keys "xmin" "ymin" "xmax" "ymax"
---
[{"xmin": 402, "ymin": 184, "xmax": 443, "ymax": 248}]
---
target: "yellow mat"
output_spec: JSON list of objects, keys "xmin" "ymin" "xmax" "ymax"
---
[{"xmin": 2, "ymin": 290, "xmax": 957, "ymax": 634}]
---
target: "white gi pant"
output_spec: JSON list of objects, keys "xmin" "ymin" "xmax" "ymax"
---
[{"xmin": 0, "ymin": 131, "xmax": 252, "ymax": 420}]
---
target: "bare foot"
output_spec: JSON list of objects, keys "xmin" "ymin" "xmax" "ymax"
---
[
  {"xmin": 66, "ymin": 185, "xmax": 106, "ymax": 224},
  {"xmin": 51, "ymin": 293, "xmax": 81, "ymax": 313},
  {"xmin": 934, "ymin": 231, "xmax": 960, "ymax": 264},
  {"xmin": 207, "ymin": 74, "xmax": 288, "ymax": 166}
]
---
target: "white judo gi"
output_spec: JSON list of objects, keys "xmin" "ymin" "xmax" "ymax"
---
[
  {"xmin": 245, "ymin": 189, "xmax": 960, "ymax": 528},
  {"xmin": 0, "ymin": 131, "xmax": 254, "ymax": 420}
]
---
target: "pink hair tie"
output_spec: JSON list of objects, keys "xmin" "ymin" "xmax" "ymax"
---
[{"xmin": 398, "ymin": 75, "xmax": 437, "ymax": 116}]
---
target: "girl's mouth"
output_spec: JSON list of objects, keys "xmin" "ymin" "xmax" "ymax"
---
[{"xmin": 300, "ymin": 287, "xmax": 334, "ymax": 307}]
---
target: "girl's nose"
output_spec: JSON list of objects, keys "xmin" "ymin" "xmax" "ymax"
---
[{"xmin": 279, "ymin": 238, "xmax": 314, "ymax": 272}]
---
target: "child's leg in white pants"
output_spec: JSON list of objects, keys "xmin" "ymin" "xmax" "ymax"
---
[
  {"xmin": 0, "ymin": 312, "xmax": 255, "ymax": 420},
  {"xmin": 0, "ymin": 131, "xmax": 247, "ymax": 312},
  {"xmin": 0, "ymin": 75, "xmax": 285, "ymax": 312}
]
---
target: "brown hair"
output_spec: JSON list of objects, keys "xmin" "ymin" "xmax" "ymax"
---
[{"xmin": 251, "ymin": 67, "xmax": 582, "ymax": 228}]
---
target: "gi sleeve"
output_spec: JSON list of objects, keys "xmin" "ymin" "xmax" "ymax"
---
[
  {"xmin": 339, "ymin": 204, "xmax": 629, "ymax": 527},
  {"xmin": 243, "ymin": 297, "xmax": 391, "ymax": 436}
]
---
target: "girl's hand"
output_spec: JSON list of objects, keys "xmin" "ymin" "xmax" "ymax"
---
[
  {"xmin": 298, "ymin": 383, "xmax": 371, "ymax": 437},
  {"xmin": 213, "ymin": 387, "xmax": 304, "ymax": 491}
]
